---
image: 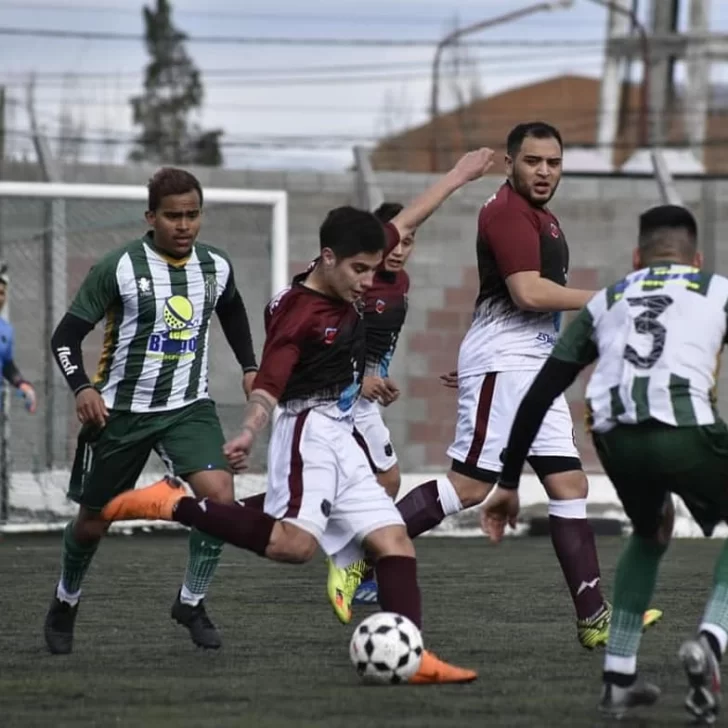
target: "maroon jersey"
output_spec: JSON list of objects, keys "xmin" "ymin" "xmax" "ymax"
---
[
  {"xmin": 362, "ymin": 269, "xmax": 410, "ymax": 377},
  {"xmin": 254, "ymin": 223, "xmax": 401, "ymax": 417}
]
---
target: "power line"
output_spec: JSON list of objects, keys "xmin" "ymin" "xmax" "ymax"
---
[{"xmin": 0, "ymin": 26, "xmax": 606, "ymax": 47}]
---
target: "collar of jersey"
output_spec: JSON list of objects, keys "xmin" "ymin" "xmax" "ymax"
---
[{"xmin": 143, "ymin": 231, "xmax": 192, "ymax": 268}]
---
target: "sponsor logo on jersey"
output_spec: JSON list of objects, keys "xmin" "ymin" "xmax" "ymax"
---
[
  {"xmin": 535, "ymin": 331, "xmax": 556, "ymax": 347},
  {"xmin": 56, "ymin": 346, "xmax": 79, "ymax": 376},
  {"xmin": 204, "ymin": 274, "xmax": 217, "ymax": 304},
  {"xmin": 147, "ymin": 295, "xmax": 199, "ymax": 360}
]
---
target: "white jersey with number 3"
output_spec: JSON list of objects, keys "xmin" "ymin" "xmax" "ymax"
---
[{"xmin": 558, "ymin": 265, "xmax": 728, "ymax": 433}]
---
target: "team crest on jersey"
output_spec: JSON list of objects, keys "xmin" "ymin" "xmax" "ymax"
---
[
  {"xmin": 550, "ymin": 222, "xmax": 560, "ymax": 239},
  {"xmin": 324, "ymin": 327, "xmax": 337, "ymax": 344},
  {"xmin": 375, "ymin": 299, "xmax": 386, "ymax": 314},
  {"xmin": 147, "ymin": 295, "xmax": 199, "ymax": 359},
  {"xmin": 138, "ymin": 277, "xmax": 152, "ymax": 295}
]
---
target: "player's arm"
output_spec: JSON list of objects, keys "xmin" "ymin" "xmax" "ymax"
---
[
  {"xmin": 223, "ymin": 316, "xmax": 303, "ymax": 472},
  {"xmin": 2, "ymin": 327, "xmax": 36, "ymax": 413},
  {"xmin": 485, "ymin": 209, "xmax": 595, "ymax": 312},
  {"xmin": 498, "ymin": 306, "xmax": 599, "ymax": 489},
  {"xmin": 389, "ymin": 147, "xmax": 495, "ymax": 242},
  {"xmin": 215, "ymin": 267, "xmax": 258, "ymax": 396}
]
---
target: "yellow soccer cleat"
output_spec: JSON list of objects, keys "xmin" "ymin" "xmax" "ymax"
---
[
  {"xmin": 326, "ymin": 557, "xmax": 367, "ymax": 625},
  {"xmin": 578, "ymin": 602, "xmax": 664, "ymax": 650}
]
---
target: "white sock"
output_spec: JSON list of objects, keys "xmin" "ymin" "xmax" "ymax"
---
[
  {"xmin": 436, "ymin": 476, "xmax": 463, "ymax": 517},
  {"xmin": 56, "ymin": 580, "xmax": 81, "ymax": 607},
  {"xmin": 699, "ymin": 623, "xmax": 728, "ymax": 654},
  {"xmin": 604, "ymin": 653, "xmax": 637, "ymax": 677},
  {"xmin": 548, "ymin": 497, "xmax": 587, "ymax": 519},
  {"xmin": 180, "ymin": 584, "xmax": 204, "ymax": 607}
]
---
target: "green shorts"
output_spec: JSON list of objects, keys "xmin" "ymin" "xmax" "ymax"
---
[
  {"xmin": 68, "ymin": 399, "xmax": 229, "ymax": 511},
  {"xmin": 593, "ymin": 418, "xmax": 728, "ymax": 537}
]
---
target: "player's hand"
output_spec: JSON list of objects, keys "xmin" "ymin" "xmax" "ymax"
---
[
  {"xmin": 361, "ymin": 376, "xmax": 386, "ymax": 402},
  {"xmin": 453, "ymin": 147, "xmax": 496, "ymax": 184},
  {"xmin": 75, "ymin": 387, "xmax": 108, "ymax": 427},
  {"xmin": 481, "ymin": 485, "xmax": 520, "ymax": 544},
  {"xmin": 223, "ymin": 428, "xmax": 255, "ymax": 474},
  {"xmin": 17, "ymin": 382, "xmax": 37, "ymax": 414},
  {"xmin": 379, "ymin": 378, "xmax": 400, "ymax": 407},
  {"xmin": 242, "ymin": 370, "xmax": 257, "ymax": 399},
  {"xmin": 439, "ymin": 370, "xmax": 458, "ymax": 388}
]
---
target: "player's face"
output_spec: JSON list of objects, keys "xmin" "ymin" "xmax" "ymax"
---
[
  {"xmin": 384, "ymin": 233, "xmax": 415, "ymax": 272},
  {"xmin": 506, "ymin": 135, "xmax": 562, "ymax": 206},
  {"xmin": 145, "ymin": 190, "xmax": 202, "ymax": 258},
  {"xmin": 0, "ymin": 283, "xmax": 6, "ymax": 312},
  {"xmin": 323, "ymin": 249, "xmax": 383, "ymax": 302}
]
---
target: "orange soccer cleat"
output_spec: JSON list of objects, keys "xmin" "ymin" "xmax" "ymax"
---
[
  {"xmin": 101, "ymin": 475, "xmax": 186, "ymax": 522},
  {"xmin": 409, "ymin": 650, "xmax": 478, "ymax": 685}
]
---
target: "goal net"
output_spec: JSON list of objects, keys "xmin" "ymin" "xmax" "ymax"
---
[{"xmin": 0, "ymin": 181, "xmax": 287, "ymax": 532}]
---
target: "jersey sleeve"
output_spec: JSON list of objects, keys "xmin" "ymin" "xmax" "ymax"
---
[
  {"xmin": 480, "ymin": 207, "xmax": 541, "ymax": 278},
  {"xmin": 551, "ymin": 305, "xmax": 599, "ymax": 367},
  {"xmin": 253, "ymin": 299, "xmax": 308, "ymax": 400},
  {"xmin": 68, "ymin": 256, "xmax": 121, "ymax": 325}
]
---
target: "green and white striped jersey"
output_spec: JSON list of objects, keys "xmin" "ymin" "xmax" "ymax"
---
[
  {"xmin": 552, "ymin": 263, "xmax": 728, "ymax": 433},
  {"xmin": 70, "ymin": 233, "xmax": 235, "ymax": 413}
]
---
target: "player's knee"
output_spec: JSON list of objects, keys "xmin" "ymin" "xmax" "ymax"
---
[
  {"xmin": 377, "ymin": 465, "xmax": 401, "ymax": 499},
  {"xmin": 185, "ymin": 471, "xmax": 235, "ymax": 504},
  {"xmin": 363, "ymin": 525, "xmax": 415, "ymax": 560},
  {"xmin": 447, "ymin": 469, "xmax": 492, "ymax": 508},
  {"xmin": 542, "ymin": 469, "xmax": 588, "ymax": 500},
  {"xmin": 76, "ymin": 507, "xmax": 109, "ymax": 542},
  {"xmin": 266, "ymin": 522, "xmax": 318, "ymax": 564}
]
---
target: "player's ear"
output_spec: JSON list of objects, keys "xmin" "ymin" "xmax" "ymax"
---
[
  {"xmin": 320, "ymin": 247, "xmax": 336, "ymax": 269},
  {"xmin": 144, "ymin": 210, "xmax": 155, "ymax": 225},
  {"xmin": 504, "ymin": 154, "xmax": 514, "ymax": 177},
  {"xmin": 693, "ymin": 250, "xmax": 703, "ymax": 268},
  {"xmin": 632, "ymin": 247, "xmax": 643, "ymax": 271}
]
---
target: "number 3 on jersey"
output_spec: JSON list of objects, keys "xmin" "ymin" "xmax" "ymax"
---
[{"xmin": 623, "ymin": 295, "xmax": 674, "ymax": 369}]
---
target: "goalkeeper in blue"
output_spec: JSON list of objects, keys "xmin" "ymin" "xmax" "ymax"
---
[
  {"xmin": 483, "ymin": 204, "xmax": 726, "ymax": 724},
  {"xmin": 0, "ymin": 271, "xmax": 36, "ymax": 414}
]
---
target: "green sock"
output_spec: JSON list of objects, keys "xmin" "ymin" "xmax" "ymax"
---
[
  {"xmin": 181, "ymin": 529, "xmax": 224, "ymax": 604},
  {"xmin": 58, "ymin": 520, "xmax": 100, "ymax": 601},
  {"xmin": 700, "ymin": 540, "xmax": 728, "ymax": 653},
  {"xmin": 605, "ymin": 535, "xmax": 667, "ymax": 667}
]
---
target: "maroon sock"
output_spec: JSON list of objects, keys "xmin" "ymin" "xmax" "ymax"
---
[
  {"xmin": 174, "ymin": 497, "xmax": 275, "ymax": 557},
  {"xmin": 549, "ymin": 515, "xmax": 604, "ymax": 620},
  {"xmin": 375, "ymin": 555, "xmax": 422, "ymax": 629},
  {"xmin": 396, "ymin": 480, "xmax": 445, "ymax": 539},
  {"xmin": 238, "ymin": 492, "xmax": 266, "ymax": 510}
]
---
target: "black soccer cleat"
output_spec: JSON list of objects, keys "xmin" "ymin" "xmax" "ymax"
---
[
  {"xmin": 598, "ymin": 679, "xmax": 661, "ymax": 719},
  {"xmin": 171, "ymin": 591, "xmax": 222, "ymax": 649},
  {"xmin": 44, "ymin": 594, "xmax": 79, "ymax": 655}
]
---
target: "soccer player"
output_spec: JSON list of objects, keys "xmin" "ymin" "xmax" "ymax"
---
[
  {"xmin": 0, "ymin": 270, "xmax": 37, "ymax": 414},
  {"xmin": 483, "ymin": 204, "xmax": 726, "ymax": 722},
  {"xmin": 389, "ymin": 122, "xmax": 660, "ymax": 648},
  {"xmin": 43, "ymin": 167, "xmax": 258, "ymax": 654},
  {"xmin": 326, "ymin": 201, "xmax": 413, "ymax": 614},
  {"xmin": 99, "ymin": 148, "xmax": 496, "ymax": 684}
]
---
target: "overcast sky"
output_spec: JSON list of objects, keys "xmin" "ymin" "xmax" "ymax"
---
[{"xmin": 1, "ymin": 0, "xmax": 727, "ymax": 170}]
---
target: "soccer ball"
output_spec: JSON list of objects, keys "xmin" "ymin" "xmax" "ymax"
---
[{"xmin": 349, "ymin": 612, "xmax": 423, "ymax": 684}]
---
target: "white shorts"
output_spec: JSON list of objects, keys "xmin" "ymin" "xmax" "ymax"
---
[
  {"xmin": 446, "ymin": 370, "xmax": 580, "ymax": 477},
  {"xmin": 353, "ymin": 398, "xmax": 398, "ymax": 472},
  {"xmin": 264, "ymin": 409, "xmax": 404, "ymax": 564}
]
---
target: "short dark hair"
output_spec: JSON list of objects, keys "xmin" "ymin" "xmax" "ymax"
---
[
  {"xmin": 320, "ymin": 206, "xmax": 386, "ymax": 259},
  {"xmin": 638, "ymin": 204, "xmax": 698, "ymax": 261},
  {"xmin": 373, "ymin": 202, "xmax": 403, "ymax": 223},
  {"xmin": 147, "ymin": 167, "xmax": 204, "ymax": 212},
  {"xmin": 506, "ymin": 122, "xmax": 563, "ymax": 158}
]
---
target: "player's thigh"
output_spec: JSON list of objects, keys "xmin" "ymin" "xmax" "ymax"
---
[
  {"xmin": 263, "ymin": 410, "xmax": 339, "ymax": 545},
  {"xmin": 155, "ymin": 400, "xmax": 232, "ymax": 498},
  {"xmin": 593, "ymin": 425, "xmax": 671, "ymax": 538},
  {"xmin": 324, "ymin": 434, "xmax": 405, "ymax": 560},
  {"xmin": 68, "ymin": 411, "xmax": 154, "ymax": 511},
  {"xmin": 447, "ymin": 371, "xmax": 510, "ymax": 476},
  {"xmin": 353, "ymin": 401, "xmax": 398, "ymax": 473}
]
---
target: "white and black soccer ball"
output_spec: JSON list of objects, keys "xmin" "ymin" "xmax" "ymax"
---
[{"xmin": 349, "ymin": 612, "xmax": 423, "ymax": 684}]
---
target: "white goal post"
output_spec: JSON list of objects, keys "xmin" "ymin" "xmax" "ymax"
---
[{"xmin": 0, "ymin": 180, "xmax": 288, "ymax": 533}]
